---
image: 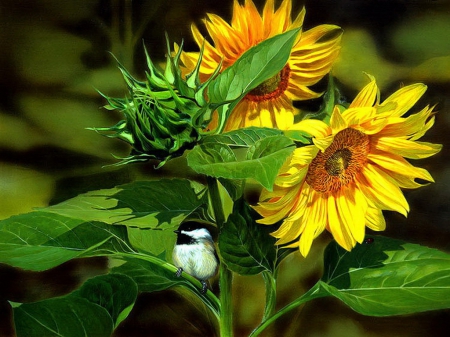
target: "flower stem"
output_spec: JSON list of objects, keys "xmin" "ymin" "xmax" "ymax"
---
[
  {"xmin": 219, "ymin": 263, "xmax": 233, "ymax": 337},
  {"xmin": 249, "ymin": 283, "xmax": 326, "ymax": 337},
  {"xmin": 207, "ymin": 177, "xmax": 234, "ymax": 337}
]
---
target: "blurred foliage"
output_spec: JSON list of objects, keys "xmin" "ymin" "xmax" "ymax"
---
[{"xmin": 0, "ymin": 0, "xmax": 449, "ymax": 336}]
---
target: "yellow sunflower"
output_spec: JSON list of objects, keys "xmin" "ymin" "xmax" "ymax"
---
[
  {"xmin": 179, "ymin": 0, "xmax": 342, "ymax": 131},
  {"xmin": 253, "ymin": 76, "xmax": 442, "ymax": 256}
]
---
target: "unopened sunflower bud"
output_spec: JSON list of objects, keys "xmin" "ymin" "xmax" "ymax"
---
[{"xmin": 91, "ymin": 38, "xmax": 217, "ymax": 167}]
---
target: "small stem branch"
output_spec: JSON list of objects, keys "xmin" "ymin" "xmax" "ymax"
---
[
  {"xmin": 249, "ymin": 283, "xmax": 326, "ymax": 337},
  {"xmin": 262, "ymin": 271, "xmax": 277, "ymax": 321}
]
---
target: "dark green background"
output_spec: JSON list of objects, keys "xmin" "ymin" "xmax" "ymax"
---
[{"xmin": 0, "ymin": 0, "xmax": 449, "ymax": 336}]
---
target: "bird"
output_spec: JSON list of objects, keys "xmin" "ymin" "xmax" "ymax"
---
[{"xmin": 172, "ymin": 221, "xmax": 219, "ymax": 294}]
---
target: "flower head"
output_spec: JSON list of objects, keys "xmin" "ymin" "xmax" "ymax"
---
[
  {"xmin": 92, "ymin": 42, "xmax": 215, "ymax": 167},
  {"xmin": 180, "ymin": 0, "xmax": 342, "ymax": 131},
  {"xmin": 254, "ymin": 75, "xmax": 442, "ymax": 256}
]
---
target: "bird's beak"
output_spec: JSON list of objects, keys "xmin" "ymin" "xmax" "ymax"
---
[{"xmin": 174, "ymin": 229, "xmax": 180, "ymax": 234}]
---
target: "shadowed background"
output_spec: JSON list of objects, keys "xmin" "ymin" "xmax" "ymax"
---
[{"xmin": 0, "ymin": 0, "xmax": 449, "ymax": 336}]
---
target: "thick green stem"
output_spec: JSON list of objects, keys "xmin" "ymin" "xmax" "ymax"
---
[
  {"xmin": 249, "ymin": 283, "xmax": 326, "ymax": 337},
  {"xmin": 219, "ymin": 263, "xmax": 233, "ymax": 337},
  {"xmin": 207, "ymin": 177, "xmax": 233, "ymax": 337}
]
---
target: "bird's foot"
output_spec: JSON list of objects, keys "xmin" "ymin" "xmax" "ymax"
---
[
  {"xmin": 201, "ymin": 280, "xmax": 208, "ymax": 294},
  {"xmin": 175, "ymin": 267, "xmax": 183, "ymax": 278}
]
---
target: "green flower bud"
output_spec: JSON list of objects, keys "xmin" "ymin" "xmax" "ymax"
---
[{"xmin": 91, "ymin": 37, "xmax": 218, "ymax": 167}]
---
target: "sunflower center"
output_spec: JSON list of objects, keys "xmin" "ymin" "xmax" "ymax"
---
[
  {"xmin": 306, "ymin": 128, "xmax": 370, "ymax": 193},
  {"xmin": 245, "ymin": 65, "xmax": 291, "ymax": 102},
  {"xmin": 325, "ymin": 148, "xmax": 352, "ymax": 176}
]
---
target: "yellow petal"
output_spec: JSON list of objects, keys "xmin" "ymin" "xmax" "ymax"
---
[
  {"xmin": 286, "ymin": 118, "xmax": 330, "ymax": 139},
  {"xmin": 299, "ymin": 192, "xmax": 327, "ymax": 256},
  {"xmin": 341, "ymin": 107, "xmax": 377, "ymax": 127},
  {"xmin": 374, "ymin": 137, "xmax": 442, "ymax": 159},
  {"xmin": 336, "ymin": 185, "xmax": 367, "ymax": 244},
  {"xmin": 357, "ymin": 164, "xmax": 409, "ymax": 216},
  {"xmin": 273, "ymin": 0, "xmax": 292, "ymax": 32},
  {"xmin": 274, "ymin": 219, "xmax": 304, "ymax": 245},
  {"xmin": 330, "ymin": 106, "xmax": 348, "ymax": 132},
  {"xmin": 368, "ymin": 150, "xmax": 435, "ymax": 182},
  {"xmin": 312, "ymin": 134, "xmax": 334, "ymax": 152},
  {"xmin": 379, "ymin": 105, "xmax": 435, "ymax": 140},
  {"xmin": 274, "ymin": 107, "xmax": 294, "ymax": 130},
  {"xmin": 276, "ymin": 166, "xmax": 308, "ymax": 188},
  {"xmin": 327, "ymin": 194, "xmax": 355, "ymax": 251},
  {"xmin": 386, "ymin": 171, "xmax": 430, "ymax": 189},
  {"xmin": 349, "ymin": 75, "xmax": 379, "ymax": 108},
  {"xmin": 365, "ymin": 207, "xmax": 386, "ymax": 231},
  {"xmin": 379, "ymin": 83, "xmax": 427, "ymax": 117},
  {"xmin": 289, "ymin": 145, "xmax": 318, "ymax": 166}
]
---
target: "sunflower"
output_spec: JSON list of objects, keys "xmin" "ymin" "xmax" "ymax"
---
[
  {"xmin": 179, "ymin": 0, "xmax": 342, "ymax": 131},
  {"xmin": 253, "ymin": 76, "xmax": 442, "ymax": 256}
]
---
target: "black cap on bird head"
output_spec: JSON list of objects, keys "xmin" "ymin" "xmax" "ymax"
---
[{"xmin": 174, "ymin": 221, "xmax": 207, "ymax": 234}]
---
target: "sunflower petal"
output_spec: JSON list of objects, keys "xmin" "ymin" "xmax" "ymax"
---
[
  {"xmin": 299, "ymin": 192, "xmax": 328, "ymax": 256},
  {"xmin": 349, "ymin": 75, "xmax": 379, "ymax": 108},
  {"xmin": 374, "ymin": 137, "xmax": 442, "ymax": 159},
  {"xmin": 368, "ymin": 150, "xmax": 435, "ymax": 182},
  {"xmin": 357, "ymin": 164, "xmax": 410, "ymax": 216},
  {"xmin": 327, "ymin": 194, "xmax": 355, "ymax": 251},
  {"xmin": 330, "ymin": 106, "xmax": 348, "ymax": 132},
  {"xmin": 365, "ymin": 207, "xmax": 386, "ymax": 231},
  {"xmin": 378, "ymin": 83, "xmax": 427, "ymax": 117}
]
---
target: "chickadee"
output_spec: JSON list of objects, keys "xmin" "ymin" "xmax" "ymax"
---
[{"xmin": 172, "ymin": 221, "xmax": 219, "ymax": 294}]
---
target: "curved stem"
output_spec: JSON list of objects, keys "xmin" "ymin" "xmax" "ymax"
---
[
  {"xmin": 249, "ymin": 283, "xmax": 326, "ymax": 337},
  {"xmin": 115, "ymin": 252, "xmax": 221, "ymax": 319}
]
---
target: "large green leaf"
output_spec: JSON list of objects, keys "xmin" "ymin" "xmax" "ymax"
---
[
  {"xmin": 206, "ymin": 28, "xmax": 300, "ymax": 132},
  {"xmin": 72, "ymin": 273, "xmax": 138, "ymax": 328},
  {"xmin": 46, "ymin": 179, "xmax": 206, "ymax": 229},
  {"xmin": 218, "ymin": 201, "xmax": 278, "ymax": 275},
  {"xmin": 187, "ymin": 128, "xmax": 295, "ymax": 190},
  {"xmin": 318, "ymin": 236, "xmax": 450, "ymax": 316},
  {"xmin": 0, "ymin": 211, "xmax": 132, "ymax": 271},
  {"xmin": 201, "ymin": 127, "xmax": 283, "ymax": 146},
  {"xmin": 250, "ymin": 236, "xmax": 450, "ymax": 337},
  {"xmin": 14, "ymin": 297, "xmax": 113, "ymax": 337},
  {"xmin": 208, "ymin": 29, "xmax": 300, "ymax": 103}
]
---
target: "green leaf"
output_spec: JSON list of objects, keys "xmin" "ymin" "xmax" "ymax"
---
[
  {"xmin": 206, "ymin": 28, "xmax": 300, "ymax": 132},
  {"xmin": 0, "ymin": 211, "xmax": 132, "ymax": 271},
  {"xmin": 208, "ymin": 28, "xmax": 300, "ymax": 103},
  {"xmin": 71, "ymin": 273, "xmax": 138, "ymax": 328},
  {"xmin": 46, "ymin": 179, "xmax": 206, "ymax": 229},
  {"xmin": 201, "ymin": 127, "xmax": 283, "ymax": 146},
  {"xmin": 294, "ymin": 75, "xmax": 342, "ymax": 124},
  {"xmin": 319, "ymin": 236, "xmax": 450, "ymax": 316},
  {"xmin": 187, "ymin": 128, "xmax": 295, "ymax": 190},
  {"xmin": 14, "ymin": 297, "xmax": 113, "ymax": 337},
  {"xmin": 218, "ymin": 201, "xmax": 277, "ymax": 275}
]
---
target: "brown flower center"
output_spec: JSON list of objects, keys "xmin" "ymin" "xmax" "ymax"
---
[
  {"xmin": 306, "ymin": 128, "xmax": 370, "ymax": 193},
  {"xmin": 245, "ymin": 65, "xmax": 290, "ymax": 102}
]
